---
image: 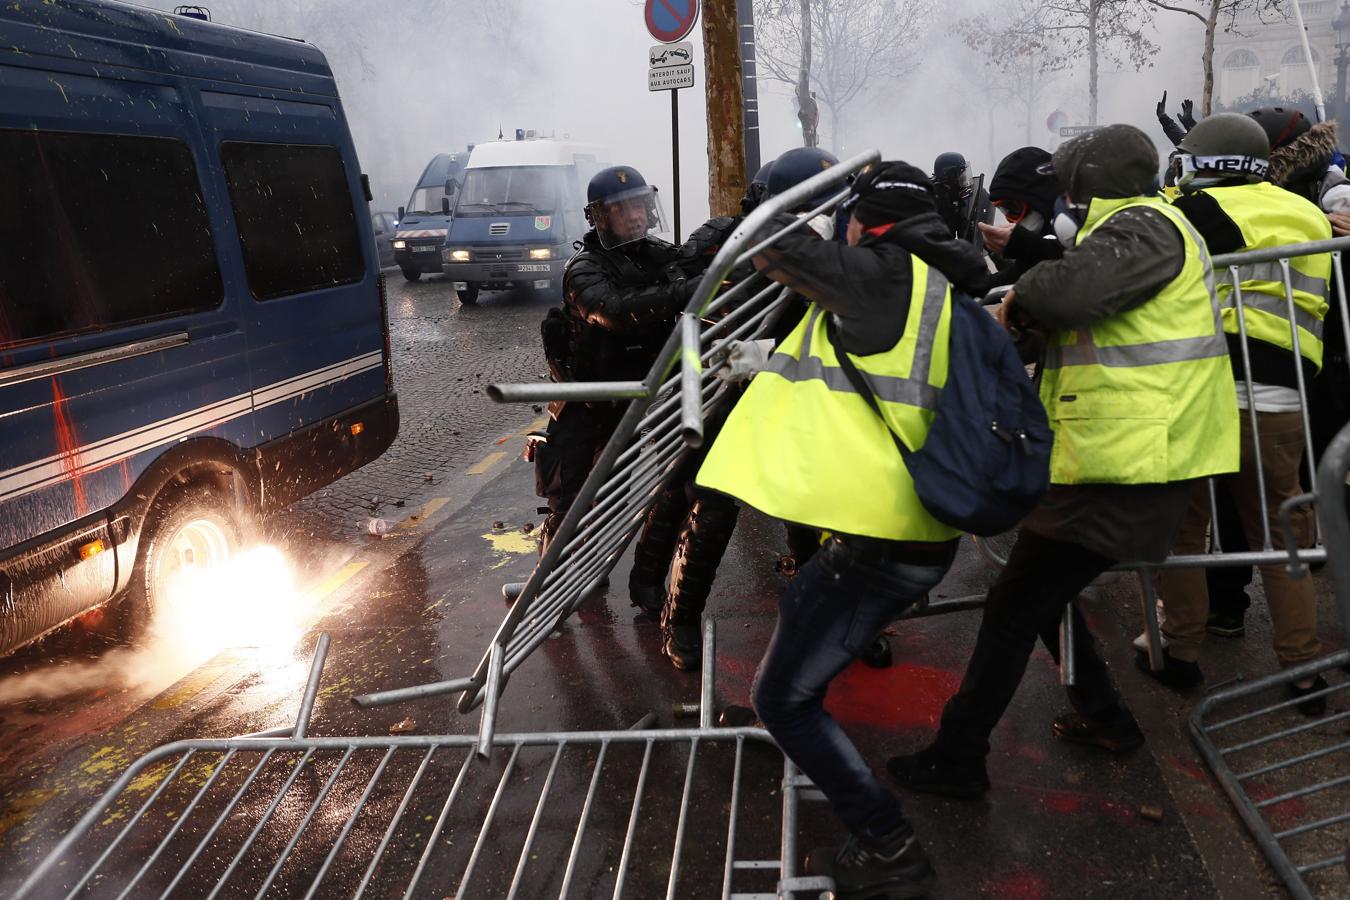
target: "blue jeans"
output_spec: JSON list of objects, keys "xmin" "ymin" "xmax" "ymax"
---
[{"xmin": 752, "ymin": 536, "xmax": 953, "ymax": 836}]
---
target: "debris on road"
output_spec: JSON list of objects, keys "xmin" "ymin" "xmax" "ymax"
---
[{"xmin": 389, "ymin": 717, "xmax": 416, "ymax": 734}]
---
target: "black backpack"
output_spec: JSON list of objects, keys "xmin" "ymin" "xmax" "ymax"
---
[{"xmin": 829, "ymin": 292, "xmax": 1052, "ymax": 536}]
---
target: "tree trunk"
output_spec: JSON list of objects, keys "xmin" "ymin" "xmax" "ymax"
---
[
  {"xmin": 796, "ymin": 0, "xmax": 818, "ymax": 147},
  {"xmin": 1201, "ymin": 0, "xmax": 1219, "ymax": 116},
  {"xmin": 1088, "ymin": 0, "xmax": 1100, "ymax": 126},
  {"xmin": 702, "ymin": 0, "xmax": 747, "ymax": 217}
]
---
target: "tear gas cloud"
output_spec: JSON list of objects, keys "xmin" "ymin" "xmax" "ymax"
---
[{"xmin": 130, "ymin": 0, "xmax": 1253, "ymax": 229}]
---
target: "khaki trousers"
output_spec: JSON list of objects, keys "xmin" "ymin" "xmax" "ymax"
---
[{"xmin": 1160, "ymin": 411, "xmax": 1320, "ymax": 666}]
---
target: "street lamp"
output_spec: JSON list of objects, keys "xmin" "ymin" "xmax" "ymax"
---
[{"xmin": 1334, "ymin": 0, "xmax": 1350, "ymax": 125}]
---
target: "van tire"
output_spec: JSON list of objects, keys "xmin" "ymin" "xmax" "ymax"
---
[
  {"xmin": 401, "ymin": 266, "xmax": 422, "ymax": 282},
  {"xmin": 457, "ymin": 286, "xmax": 480, "ymax": 306},
  {"xmin": 115, "ymin": 486, "xmax": 244, "ymax": 640}
]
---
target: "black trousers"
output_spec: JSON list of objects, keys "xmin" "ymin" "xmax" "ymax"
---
[
  {"xmin": 533, "ymin": 403, "xmax": 623, "ymax": 547},
  {"xmin": 934, "ymin": 529, "xmax": 1124, "ymax": 763}
]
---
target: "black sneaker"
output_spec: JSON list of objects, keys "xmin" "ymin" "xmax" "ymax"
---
[
  {"xmin": 1290, "ymin": 675, "xmax": 1329, "ymax": 717},
  {"xmin": 860, "ymin": 636, "xmax": 893, "ymax": 669},
  {"xmin": 805, "ymin": 823, "xmax": 936, "ymax": 899},
  {"xmin": 1135, "ymin": 648, "xmax": 1204, "ymax": 692},
  {"xmin": 887, "ymin": 747, "xmax": 989, "ymax": 799},
  {"xmin": 1052, "ymin": 710, "xmax": 1145, "ymax": 754},
  {"xmin": 1206, "ymin": 611, "xmax": 1246, "ymax": 638},
  {"xmin": 661, "ymin": 622, "xmax": 702, "ymax": 671}
]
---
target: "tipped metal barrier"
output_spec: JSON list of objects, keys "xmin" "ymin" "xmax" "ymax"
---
[
  {"xmin": 12, "ymin": 622, "xmax": 835, "ymax": 900},
  {"xmin": 349, "ymin": 150, "xmax": 880, "ymax": 727},
  {"xmin": 1183, "ymin": 233, "xmax": 1350, "ymax": 899}
]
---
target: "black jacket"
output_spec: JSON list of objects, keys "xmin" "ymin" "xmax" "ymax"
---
[
  {"xmin": 559, "ymin": 232, "xmax": 686, "ymax": 383},
  {"xmin": 755, "ymin": 210, "xmax": 990, "ymax": 355}
]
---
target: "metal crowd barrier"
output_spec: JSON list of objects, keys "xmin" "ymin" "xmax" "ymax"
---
[
  {"xmin": 350, "ymin": 150, "xmax": 882, "ymax": 740},
  {"xmin": 12, "ymin": 622, "xmax": 835, "ymax": 900},
  {"xmin": 1180, "ymin": 235, "xmax": 1350, "ymax": 899}
]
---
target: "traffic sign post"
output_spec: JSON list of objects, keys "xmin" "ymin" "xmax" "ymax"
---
[{"xmin": 645, "ymin": 2, "xmax": 700, "ymax": 243}]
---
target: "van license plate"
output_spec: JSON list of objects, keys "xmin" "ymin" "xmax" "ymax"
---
[
  {"xmin": 413, "ymin": 245, "xmax": 439, "ymax": 253},
  {"xmin": 517, "ymin": 264, "xmax": 550, "ymax": 272}
]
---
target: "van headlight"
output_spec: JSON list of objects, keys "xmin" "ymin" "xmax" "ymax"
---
[
  {"xmin": 392, "ymin": 239, "xmax": 406, "ymax": 249},
  {"xmin": 448, "ymin": 249, "xmax": 471, "ymax": 262},
  {"xmin": 529, "ymin": 248, "xmax": 554, "ymax": 260}
]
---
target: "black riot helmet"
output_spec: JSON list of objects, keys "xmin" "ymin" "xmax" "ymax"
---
[
  {"xmin": 932, "ymin": 151, "xmax": 973, "ymax": 195},
  {"xmin": 767, "ymin": 147, "xmax": 841, "ymax": 212},
  {"xmin": 741, "ymin": 161, "xmax": 775, "ymax": 214},
  {"xmin": 584, "ymin": 166, "xmax": 669, "ymax": 249}
]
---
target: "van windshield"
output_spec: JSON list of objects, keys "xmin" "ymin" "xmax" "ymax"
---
[
  {"xmin": 405, "ymin": 182, "xmax": 458, "ymax": 217},
  {"xmin": 455, "ymin": 166, "xmax": 561, "ymax": 216}
]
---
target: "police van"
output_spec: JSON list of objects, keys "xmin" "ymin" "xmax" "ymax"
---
[
  {"xmin": 393, "ymin": 151, "xmax": 469, "ymax": 282},
  {"xmin": 0, "ymin": 1, "xmax": 399, "ymax": 657},
  {"xmin": 441, "ymin": 133, "xmax": 607, "ymax": 306}
]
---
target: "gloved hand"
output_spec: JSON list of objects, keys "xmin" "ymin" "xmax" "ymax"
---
[
  {"xmin": 1156, "ymin": 90, "xmax": 1168, "ymax": 120},
  {"xmin": 712, "ymin": 338, "xmax": 776, "ymax": 383},
  {"xmin": 1179, "ymin": 98, "xmax": 1196, "ymax": 130}
]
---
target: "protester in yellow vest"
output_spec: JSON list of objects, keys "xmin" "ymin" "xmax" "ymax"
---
[
  {"xmin": 1147, "ymin": 113, "xmax": 1330, "ymax": 710},
  {"xmin": 697, "ymin": 161, "xmax": 990, "ymax": 899},
  {"xmin": 889, "ymin": 125, "xmax": 1239, "ymax": 800}
]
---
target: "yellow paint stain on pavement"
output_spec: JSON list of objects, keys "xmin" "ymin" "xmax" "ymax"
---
[
  {"xmin": 397, "ymin": 497, "xmax": 448, "ymax": 530},
  {"xmin": 467, "ymin": 451, "xmax": 508, "ymax": 475},
  {"xmin": 0, "ymin": 789, "xmax": 58, "ymax": 838},
  {"xmin": 304, "ymin": 561, "xmax": 367, "ymax": 603},
  {"xmin": 79, "ymin": 744, "xmax": 132, "ymax": 776},
  {"xmin": 150, "ymin": 653, "xmax": 239, "ymax": 710},
  {"xmin": 483, "ymin": 530, "xmax": 537, "ymax": 556}
]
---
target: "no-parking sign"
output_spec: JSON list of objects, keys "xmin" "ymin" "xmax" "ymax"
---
[{"xmin": 645, "ymin": 0, "xmax": 699, "ymax": 43}]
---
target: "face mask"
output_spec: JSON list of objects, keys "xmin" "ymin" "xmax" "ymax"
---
[{"xmin": 1052, "ymin": 195, "xmax": 1087, "ymax": 247}]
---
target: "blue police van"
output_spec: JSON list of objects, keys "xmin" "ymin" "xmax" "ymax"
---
[
  {"xmin": 441, "ymin": 135, "xmax": 607, "ymax": 306},
  {"xmin": 0, "ymin": 1, "xmax": 399, "ymax": 656},
  {"xmin": 393, "ymin": 151, "xmax": 469, "ymax": 283}
]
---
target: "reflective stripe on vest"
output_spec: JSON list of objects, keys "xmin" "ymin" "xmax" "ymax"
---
[
  {"xmin": 1045, "ymin": 206, "xmax": 1228, "ymax": 372},
  {"xmin": 762, "ymin": 270, "xmax": 947, "ymax": 410},
  {"xmin": 695, "ymin": 258, "xmax": 960, "ymax": 542},
  {"xmin": 1195, "ymin": 182, "xmax": 1331, "ymax": 369}
]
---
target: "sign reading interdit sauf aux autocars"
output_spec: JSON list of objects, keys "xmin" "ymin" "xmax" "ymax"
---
[{"xmin": 648, "ymin": 41, "xmax": 694, "ymax": 92}]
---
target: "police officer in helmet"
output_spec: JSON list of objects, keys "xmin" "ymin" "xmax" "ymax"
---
[{"xmin": 535, "ymin": 166, "xmax": 734, "ymax": 565}]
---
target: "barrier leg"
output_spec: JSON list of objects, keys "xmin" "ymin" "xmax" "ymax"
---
[
  {"xmin": 1137, "ymin": 568, "xmax": 1165, "ymax": 672},
  {"xmin": 1059, "ymin": 607, "xmax": 1076, "ymax": 687}
]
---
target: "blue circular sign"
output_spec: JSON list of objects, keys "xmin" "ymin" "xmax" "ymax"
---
[{"xmin": 645, "ymin": 0, "xmax": 699, "ymax": 44}]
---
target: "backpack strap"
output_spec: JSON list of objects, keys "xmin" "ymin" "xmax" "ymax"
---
[{"xmin": 824, "ymin": 318, "xmax": 915, "ymax": 460}]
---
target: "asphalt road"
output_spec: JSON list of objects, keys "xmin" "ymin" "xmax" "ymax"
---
[{"xmin": 0, "ymin": 271, "xmax": 1346, "ymax": 898}]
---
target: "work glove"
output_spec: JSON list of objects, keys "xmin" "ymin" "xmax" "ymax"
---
[{"xmin": 712, "ymin": 338, "xmax": 776, "ymax": 383}]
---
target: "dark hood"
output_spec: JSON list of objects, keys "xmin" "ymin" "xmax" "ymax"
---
[
  {"xmin": 989, "ymin": 146, "xmax": 1061, "ymax": 218},
  {"xmin": 1269, "ymin": 121, "xmax": 1338, "ymax": 193},
  {"xmin": 872, "ymin": 210, "xmax": 992, "ymax": 298},
  {"xmin": 1051, "ymin": 124, "xmax": 1159, "ymax": 201}
]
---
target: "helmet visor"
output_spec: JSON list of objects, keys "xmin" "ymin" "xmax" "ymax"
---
[{"xmin": 588, "ymin": 185, "xmax": 668, "ymax": 248}]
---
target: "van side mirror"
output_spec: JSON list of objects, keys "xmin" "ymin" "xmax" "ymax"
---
[
  {"xmin": 398, "ymin": 206, "xmax": 406, "ymax": 221},
  {"xmin": 442, "ymin": 197, "xmax": 451, "ymax": 215}
]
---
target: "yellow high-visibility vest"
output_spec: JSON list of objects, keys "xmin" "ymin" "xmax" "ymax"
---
[
  {"xmin": 1040, "ymin": 195, "xmax": 1240, "ymax": 485},
  {"xmin": 696, "ymin": 258, "xmax": 961, "ymax": 541},
  {"xmin": 1186, "ymin": 181, "xmax": 1331, "ymax": 371}
]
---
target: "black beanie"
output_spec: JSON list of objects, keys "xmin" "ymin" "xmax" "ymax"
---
[{"xmin": 844, "ymin": 161, "xmax": 937, "ymax": 228}]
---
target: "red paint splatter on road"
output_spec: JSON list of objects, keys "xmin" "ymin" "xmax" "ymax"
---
[
  {"xmin": 50, "ymin": 378, "xmax": 87, "ymax": 516},
  {"xmin": 826, "ymin": 662, "xmax": 962, "ymax": 730},
  {"xmin": 977, "ymin": 868, "xmax": 1047, "ymax": 899}
]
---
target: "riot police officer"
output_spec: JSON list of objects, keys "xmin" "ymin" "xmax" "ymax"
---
[{"xmin": 536, "ymin": 166, "xmax": 734, "ymax": 576}]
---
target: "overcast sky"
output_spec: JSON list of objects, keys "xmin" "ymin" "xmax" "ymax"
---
[{"xmin": 131, "ymin": 0, "xmax": 1230, "ymax": 229}]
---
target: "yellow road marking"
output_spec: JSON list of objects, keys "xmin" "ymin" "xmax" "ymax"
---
[
  {"xmin": 397, "ymin": 497, "xmax": 449, "ymax": 530},
  {"xmin": 305, "ymin": 561, "xmax": 368, "ymax": 603},
  {"xmin": 0, "ymin": 788, "xmax": 58, "ymax": 839},
  {"xmin": 150, "ymin": 653, "xmax": 239, "ymax": 710},
  {"xmin": 467, "ymin": 451, "xmax": 508, "ymax": 475}
]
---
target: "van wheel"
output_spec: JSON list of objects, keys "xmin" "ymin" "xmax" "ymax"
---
[
  {"xmin": 401, "ymin": 266, "xmax": 422, "ymax": 282},
  {"xmin": 457, "ymin": 286, "xmax": 480, "ymax": 305},
  {"xmin": 117, "ymin": 487, "xmax": 243, "ymax": 638}
]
